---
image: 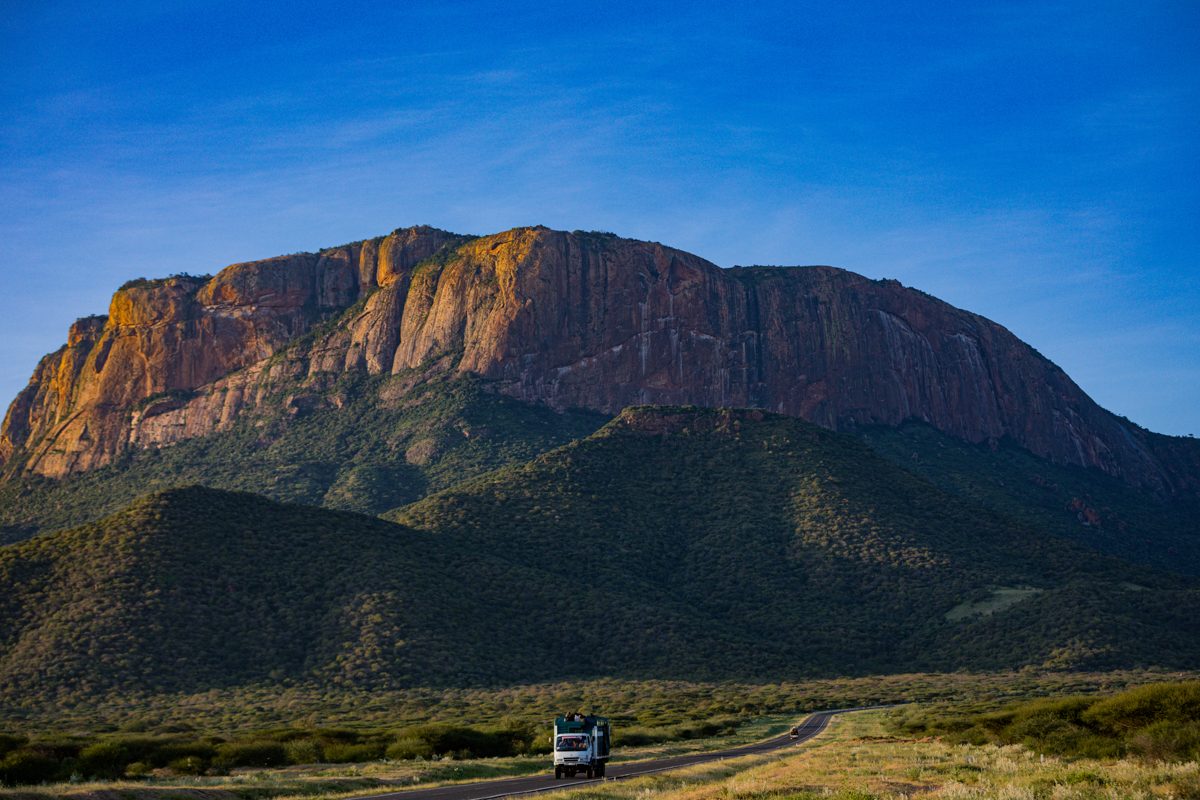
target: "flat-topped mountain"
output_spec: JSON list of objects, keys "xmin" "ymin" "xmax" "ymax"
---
[{"xmin": 3, "ymin": 226, "xmax": 1197, "ymax": 501}]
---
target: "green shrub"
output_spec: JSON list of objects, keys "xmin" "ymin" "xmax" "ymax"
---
[
  {"xmin": 1003, "ymin": 713, "xmax": 1077, "ymax": 747},
  {"xmin": 524, "ymin": 736, "xmax": 553, "ymax": 756},
  {"xmin": 486, "ymin": 722, "xmax": 550, "ymax": 756},
  {"xmin": 1010, "ymin": 696, "xmax": 1097, "ymax": 725},
  {"xmin": 610, "ymin": 717, "xmax": 740, "ymax": 748},
  {"xmin": 900, "ymin": 683, "xmax": 1200, "ymax": 760},
  {"xmin": 1082, "ymin": 682, "xmax": 1200, "ymax": 734},
  {"xmin": 390, "ymin": 725, "xmax": 507, "ymax": 759},
  {"xmin": 1057, "ymin": 769, "xmax": 1107, "ymax": 786},
  {"xmin": 386, "ymin": 738, "xmax": 433, "ymax": 760},
  {"xmin": 78, "ymin": 740, "xmax": 128, "ymax": 779},
  {"xmin": 284, "ymin": 739, "xmax": 323, "ymax": 764},
  {"xmin": 23, "ymin": 735, "xmax": 86, "ymax": 761},
  {"xmin": 312, "ymin": 728, "xmax": 360, "ymax": 745},
  {"xmin": 168, "ymin": 755, "xmax": 207, "ymax": 775},
  {"xmin": 119, "ymin": 718, "xmax": 153, "ymax": 733},
  {"xmin": 1126, "ymin": 721, "xmax": 1200, "ymax": 763},
  {"xmin": 667, "ymin": 718, "xmax": 737, "ymax": 739},
  {"xmin": 951, "ymin": 725, "xmax": 993, "ymax": 746},
  {"xmin": 709, "ymin": 715, "xmax": 744, "ymax": 732},
  {"xmin": 213, "ymin": 741, "xmax": 287, "ymax": 768},
  {"xmin": 0, "ymin": 751, "xmax": 59, "ymax": 786},
  {"xmin": 323, "ymin": 743, "xmax": 383, "ymax": 763},
  {"xmin": 55, "ymin": 757, "xmax": 79, "ymax": 781},
  {"xmin": 612, "ymin": 726, "xmax": 657, "ymax": 747},
  {"xmin": 1069, "ymin": 735, "xmax": 1124, "ymax": 759},
  {"xmin": 0, "ymin": 735, "xmax": 27, "ymax": 758},
  {"xmin": 150, "ymin": 741, "xmax": 217, "ymax": 767}
]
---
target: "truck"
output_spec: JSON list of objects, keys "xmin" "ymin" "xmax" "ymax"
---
[{"xmin": 552, "ymin": 714, "xmax": 610, "ymax": 779}]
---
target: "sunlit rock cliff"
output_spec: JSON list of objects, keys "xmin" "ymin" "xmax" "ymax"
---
[{"xmin": 3, "ymin": 225, "xmax": 1196, "ymax": 498}]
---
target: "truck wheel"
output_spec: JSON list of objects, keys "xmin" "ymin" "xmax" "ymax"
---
[
  {"xmin": 554, "ymin": 767, "xmax": 561, "ymax": 779},
  {"xmin": 586, "ymin": 764, "xmax": 594, "ymax": 779},
  {"xmin": 599, "ymin": 762, "xmax": 606, "ymax": 777}
]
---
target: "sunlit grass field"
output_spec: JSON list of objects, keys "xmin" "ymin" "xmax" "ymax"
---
[
  {"xmin": 0, "ymin": 715, "xmax": 799, "ymax": 800},
  {"xmin": 480, "ymin": 711, "xmax": 1199, "ymax": 800},
  {"xmin": 6, "ymin": 710, "xmax": 1200, "ymax": 800},
  {"xmin": 8, "ymin": 675, "xmax": 1200, "ymax": 799}
]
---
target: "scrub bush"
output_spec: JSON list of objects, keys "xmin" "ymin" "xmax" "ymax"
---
[
  {"xmin": 213, "ymin": 741, "xmax": 287, "ymax": 768},
  {"xmin": 284, "ymin": 739, "xmax": 323, "ymax": 764},
  {"xmin": 323, "ymin": 743, "xmax": 383, "ymax": 763},
  {"xmin": 168, "ymin": 756, "xmax": 207, "ymax": 775},
  {"xmin": 0, "ymin": 751, "xmax": 59, "ymax": 786},
  {"xmin": 391, "ymin": 725, "xmax": 507, "ymax": 759},
  {"xmin": 386, "ymin": 738, "xmax": 433, "ymax": 760},
  {"xmin": 1126, "ymin": 721, "xmax": 1200, "ymax": 763},
  {"xmin": 78, "ymin": 740, "xmax": 128, "ymax": 779}
]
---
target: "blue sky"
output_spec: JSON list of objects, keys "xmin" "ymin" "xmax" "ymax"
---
[{"xmin": 2, "ymin": 0, "xmax": 1197, "ymax": 436}]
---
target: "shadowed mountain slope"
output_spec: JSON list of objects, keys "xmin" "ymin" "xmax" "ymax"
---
[
  {"xmin": 861, "ymin": 421, "xmax": 1200, "ymax": 578},
  {"xmin": 390, "ymin": 406, "xmax": 1200, "ymax": 674},
  {"xmin": 0, "ymin": 371, "xmax": 609, "ymax": 544},
  {"xmin": 3, "ymin": 407, "xmax": 1197, "ymax": 707}
]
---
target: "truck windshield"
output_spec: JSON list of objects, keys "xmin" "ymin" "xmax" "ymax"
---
[{"xmin": 556, "ymin": 735, "xmax": 589, "ymax": 751}]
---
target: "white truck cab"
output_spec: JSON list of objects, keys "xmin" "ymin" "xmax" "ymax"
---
[{"xmin": 552, "ymin": 714, "xmax": 610, "ymax": 779}]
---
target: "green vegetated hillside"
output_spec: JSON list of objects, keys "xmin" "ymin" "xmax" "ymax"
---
[
  {"xmin": 0, "ymin": 485, "xmax": 526, "ymax": 704},
  {"xmin": 860, "ymin": 421, "xmax": 1200, "ymax": 577},
  {"xmin": 389, "ymin": 407, "xmax": 1200, "ymax": 676},
  {"xmin": 5, "ymin": 406, "xmax": 1196, "ymax": 709},
  {"xmin": 5, "ymin": 383, "xmax": 1195, "ymax": 598},
  {"xmin": 0, "ymin": 371, "xmax": 609, "ymax": 544}
]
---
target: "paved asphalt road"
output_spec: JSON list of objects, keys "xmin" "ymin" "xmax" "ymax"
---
[{"xmin": 353, "ymin": 707, "xmax": 883, "ymax": 800}]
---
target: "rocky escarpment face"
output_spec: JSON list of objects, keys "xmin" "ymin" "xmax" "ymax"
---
[
  {"xmin": 1, "ymin": 225, "xmax": 1194, "ymax": 499},
  {"xmin": 309, "ymin": 228, "xmax": 1177, "ymax": 495},
  {"xmin": 0, "ymin": 226, "xmax": 451, "ymax": 478}
]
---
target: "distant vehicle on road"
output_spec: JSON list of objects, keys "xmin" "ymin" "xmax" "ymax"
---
[
  {"xmin": 553, "ymin": 713, "xmax": 610, "ymax": 778},
  {"xmin": 789, "ymin": 726, "xmax": 799, "ymax": 739}
]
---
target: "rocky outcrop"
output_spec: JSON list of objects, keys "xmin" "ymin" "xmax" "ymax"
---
[
  {"xmin": 0, "ymin": 227, "xmax": 451, "ymax": 477},
  {"xmin": 3, "ymin": 225, "xmax": 1196, "ymax": 499}
]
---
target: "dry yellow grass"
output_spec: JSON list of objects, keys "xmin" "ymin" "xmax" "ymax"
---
[{"xmin": 519, "ymin": 711, "xmax": 1200, "ymax": 800}]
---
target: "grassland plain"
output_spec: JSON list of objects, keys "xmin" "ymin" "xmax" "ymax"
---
[
  {"xmin": 7, "ymin": 708, "xmax": 1200, "ymax": 800},
  {"xmin": 4, "ymin": 681, "xmax": 1200, "ymax": 793},
  {"xmin": 5, "ymin": 670, "xmax": 1186, "ymax": 734},
  {"xmin": 0, "ymin": 714, "xmax": 792, "ymax": 800},
  {"xmin": 0, "ymin": 706, "xmax": 836, "ymax": 791},
  {"xmin": 537, "ymin": 709, "xmax": 1200, "ymax": 800}
]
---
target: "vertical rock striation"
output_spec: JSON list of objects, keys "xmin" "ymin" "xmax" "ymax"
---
[
  {"xmin": 0, "ymin": 226, "xmax": 450, "ymax": 477},
  {"xmin": 2, "ymin": 225, "xmax": 1195, "ymax": 498}
]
